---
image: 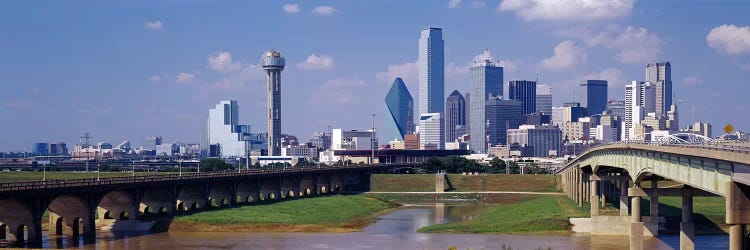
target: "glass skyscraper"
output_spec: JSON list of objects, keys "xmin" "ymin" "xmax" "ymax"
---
[
  {"xmin": 419, "ymin": 113, "xmax": 444, "ymax": 149},
  {"xmin": 646, "ymin": 62, "xmax": 672, "ymax": 116},
  {"xmin": 485, "ymin": 98, "xmax": 523, "ymax": 146},
  {"xmin": 581, "ymin": 80, "xmax": 608, "ymax": 116},
  {"xmin": 445, "ymin": 90, "xmax": 465, "ymax": 142},
  {"xmin": 469, "ymin": 51, "xmax": 503, "ymax": 153},
  {"xmin": 535, "ymin": 84, "xmax": 552, "ymax": 115},
  {"xmin": 206, "ymin": 100, "xmax": 250, "ymax": 157},
  {"xmin": 508, "ymin": 80, "xmax": 537, "ymax": 115},
  {"xmin": 418, "ymin": 27, "xmax": 444, "ymax": 116},
  {"xmin": 384, "ymin": 78, "xmax": 414, "ymax": 142}
]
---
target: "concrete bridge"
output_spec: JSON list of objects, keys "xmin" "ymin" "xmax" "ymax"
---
[
  {"xmin": 558, "ymin": 143, "xmax": 750, "ymax": 250},
  {"xmin": 0, "ymin": 165, "xmax": 396, "ymax": 247}
]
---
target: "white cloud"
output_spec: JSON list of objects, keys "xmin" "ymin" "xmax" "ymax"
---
[
  {"xmin": 581, "ymin": 26, "xmax": 662, "ymax": 64},
  {"xmin": 471, "ymin": 0, "xmax": 487, "ymax": 8},
  {"xmin": 497, "ymin": 0, "xmax": 634, "ymax": 22},
  {"xmin": 312, "ymin": 6, "xmax": 337, "ymax": 15},
  {"xmin": 551, "ymin": 67, "xmax": 625, "ymax": 101},
  {"xmin": 311, "ymin": 78, "xmax": 367, "ymax": 105},
  {"xmin": 448, "ymin": 0, "xmax": 462, "ymax": 8},
  {"xmin": 205, "ymin": 52, "xmax": 264, "ymax": 90},
  {"xmin": 149, "ymin": 75, "xmax": 161, "ymax": 82},
  {"xmin": 707, "ymin": 24, "xmax": 750, "ymax": 55},
  {"xmin": 376, "ymin": 61, "xmax": 418, "ymax": 87},
  {"xmin": 540, "ymin": 40, "xmax": 586, "ymax": 71},
  {"xmin": 682, "ymin": 76, "xmax": 703, "ymax": 86},
  {"xmin": 283, "ymin": 3, "xmax": 301, "ymax": 14},
  {"xmin": 176, "ymin": 72, "xmax": 195, "ymax": 83},
  {"xmin": 144, "ymin": 21, "xmax": 163, "ymax": 30},
  {"xmin": 208, "ymin": 52, "xmax": 242, "ymax": 73},
  {"xmin": 580, "ymin": 67, "xmax": 625, "ymax": 88},
  {"xmin": 297, "ymin": 54, "xmax": 334, "ymax": 70}
]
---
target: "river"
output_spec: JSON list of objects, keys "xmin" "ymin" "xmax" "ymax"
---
[{"xmin": 44, "ymin": 203, "xmax": 728, "ymax": 249}]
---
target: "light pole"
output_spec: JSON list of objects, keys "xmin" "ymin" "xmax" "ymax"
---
[
  {"xmin": 42, "ymin": 162, "xmax": 46, "ymax": 181},
  {"xmin": 371, "ymin": 113, "xmax": 375, "ymax": 165},
  {"xmin": 179, "ymin": 158, "xmax": 182, "ymax": 177},
  {"xmin": 132, "ymin": 159, "xmax": 135, "ymax": 177}
]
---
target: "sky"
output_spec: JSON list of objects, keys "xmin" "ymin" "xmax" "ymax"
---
[{"xmin": 1, "ymin": 0, "xmax": 750, "ymax": 151}]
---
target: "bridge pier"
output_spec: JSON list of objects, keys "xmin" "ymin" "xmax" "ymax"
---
[
  {"xmin": 577, "ymin": 170, "xmax": 583, "ymax": 207},
  {"xmin": 590, "ymin": 178, "xmax": 599, "ymax": 216},
  {"xmin": 629, "ymin": 186, "xmax": 646, "ymax": 250},
  {"xmin": 726, "ymin": 181, "xmax": 750, "ymax": 250},
  {"xmin": 680, "ymin": 187, "xmax": 694, "ymax": 250},
  {"xmin": 620, "ymin": 179, "xmax": 629, "ymax": 216},
  {"xmin": 649, "ymin": 179, "xmax": 659, "ymax": 222}
]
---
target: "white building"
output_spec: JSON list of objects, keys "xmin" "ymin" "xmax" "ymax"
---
[
  {"xmin": 332, "ymin": 129, "xmax": 377, "ymax": 150},
  {"xmin": 419, "ymin": 113, "xmax": 444, "ymax": 149},
  {"xmin": 624, "ymin": 81, "xmax": 655, "ymax": 140},
  {"xmin": 551, "ymin": 106, "xmax": 564, "ymax": 127},
  {"xmin": 206, "ymin": 100, "xmax": 248, "ymax": 157}
]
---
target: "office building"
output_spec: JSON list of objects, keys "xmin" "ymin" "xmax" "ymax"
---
[
  {"xmin": 49, "ymin": 142, "xmax": 68, "ymax": 155},
  {"xmin": 469, "ymin": 49, "xmax": 503, "ymax": 153},
  {"xmin": 418, "ymin": 27, "xmax": 445, "ymax": 116},
  {"xmin": 404, "ymin": 134, "xmax": 420, "ymax": 149},
  {"xmin": 581, "ymin": 80, "xmax": 608, "ymax": 116},
  {"xmin": 624, "ymin": 81, "xmax": 655, "ymax": 140},
  {"xmin": 419, "ymin": 113, "xmax": 444, "ymax": 149},
  {"xmin": 261, "ymin": 50, "xmax": 286, "ymax": 156},
  {"xmin": 682, "ymin": 122, "xmax": 712, "ymax": 138},
  {"xmin": 562, "ymin": 117, "xmax": 593, "ymax": 142},
  {"xmin": 536, "ymin": 84, "xmax": 552, "ymax": 115},
  {"xmin": 562, "ymin": 102, "xmax": 587, "ymax": 124},
  {"xmin": 551, "ymin": 107, "xmax": 564, "ymax": 127},
  {"xmin": 606, "ymin": 100, "xmax": 626, "ymax": 120},
  {"xmin": 32, "ymin": 143, "xmax": 49, "ymax": 156},
  {"xmin": 507, "ymin": 125, "xmax": 562, "ymax": 157},
  {"xmin": 384, "ymin": 77, "xmax": 414, "ymax": 142},
  {"xmin": 143, "ymin": 136, "xmax": 162, "ymax": 151},
  {"xmin": 524, "ymin": 112, "xmax": 552, "ymax": 126},
  {"xmin": 464, "ymin": 93, "xmax": 470, "ymax": 135},
  {"xmin": 485, "ymin": 98, "xmax": 523, "ymax": 147},
  {"xmin": 308, "ymin": 132, "xmax": 332, "ymax": 150},
  {"xmin": 156, "ymin": 143, "xmax": 178, "ymax": 156},
  {"xmin": 206, "ymin": 100, "xmax": 251, "ymax": 157},
  {"xmin": 445, "ymin": 90, "xmax": 466, "ymax": 142},
  {"xmin": 646, "ymin": 62, "xmax": 672, "ymax": 116},
  {"xmin": 332, "ymin": 129, "xmax": 377, "ymax": 150},
  {"xmin": 508, "ymin": 80, "xmax": 537, "ymax": 114}
]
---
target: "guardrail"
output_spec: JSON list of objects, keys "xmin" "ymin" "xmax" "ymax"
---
[{"xmin": 0, "ymin": 165, "xmax": 386, "ymax": 192}]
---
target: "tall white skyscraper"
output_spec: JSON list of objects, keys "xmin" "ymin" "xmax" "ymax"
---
[
  {"xmin": 207, "ymin": 100, "xmax": 248, "ymax": 157},
  {"xmin": 419, "ymin": 113, "xmax": 444, "ymax": 149},
  {"xmin": 536, "ymin": 84, "xmax": 552, "ymax": 115},
  {"xmin": 646, "ymin": 62, "xmax": 672, "ymax": 116},
  {"xmin": 469, "ymin": 49, "xmax": 503, "ymax": 153},
  {"xmin": 624, "ymin": 81, "xmax": 655, "ymax": 140},
  {"xmin": 418, "ymin": 27, "xmax": 445, "ymax": 116}
]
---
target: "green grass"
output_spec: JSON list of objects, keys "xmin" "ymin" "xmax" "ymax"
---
[
  {"xmin": 0, "ymin": 171, "xmax": 172, "ymax": 183},
  {"xmin": 418, "ymin": 196, "xmax": 588, "ymax": 233},
  {"xmin": 642, "ymin": 196, "xmax": 727, "ymax": 234},
  {"xmin": 370, "ymin": 174, "xmax": 435, "ymax": 192},
  {"xmin": 446, "ymin": 174, "xmax": 559, "ymax": 192},
  {"xmin": 173, "ymin": 195, "xmax": 395, "ymax": 225}
]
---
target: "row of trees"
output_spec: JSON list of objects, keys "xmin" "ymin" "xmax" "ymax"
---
[{"xmin": 416, "ymin": 156, "xmax": 547, "ymax": 174}]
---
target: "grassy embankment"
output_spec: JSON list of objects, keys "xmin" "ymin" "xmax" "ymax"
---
[
  {"xmin": 170, "ymin": 195, "xmax": 397, "ymax": 233},
  {"xmin": 0, "ymin": 171, "xmax": 171, "ymax": 182}
]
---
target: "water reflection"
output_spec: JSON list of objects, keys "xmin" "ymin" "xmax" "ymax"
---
[{"xmin": 41, "ymin": 203, "xmax": 728, "ymax": 249}]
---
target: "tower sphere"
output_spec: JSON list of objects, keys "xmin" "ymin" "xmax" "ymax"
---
[{"xmin": 261, "ymin": 50, "xmax": 285, "ymax": 69}]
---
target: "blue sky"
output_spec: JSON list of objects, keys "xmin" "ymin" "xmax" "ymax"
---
[{"xmin": 1, "ymin": 0, "xmax": 749, "ymax": 151}]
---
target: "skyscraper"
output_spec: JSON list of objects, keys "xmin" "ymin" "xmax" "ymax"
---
[
  {"xmin": 508, "ymin": 80, "xmax": 537, "ymax": 115},
  {"xmin": 485, "ymin": 97, "xmax": 523, "ymax": 147},
  {"xmin": 419, "ymin": 113, "xmax": 444, "ymax": 149},
  {"xmin": 445, "ymin": 90, "xmax": 465, "ymax": 142},
  {"xmin": 32, "ymin": 143, "xmax": 49, "ymax": 156},
  {"xmin": 581, "ymin": 80, "xmax": 608, "ymax": 116},
  {"xmin": 384, "ymin": 78, "xmax": 414, "ymax": 142},
  {"xmin": 261, "ymin": 50, "xmax": 285, "ymax": 156},
  {"xmin": 464, "ymin": 93, "xmax": 471, "ymax": 135},
  {"xmin": 646, "ymin": 62, "xmax": 672, "ymax": 116},
  {"xmin": 418, "ymin": 27, "xmax": 445, "ymax": 116},
  {"xmin": 624, "ymin": 81, "xmax": 655, "ymax": 140},
  {"xmin": 206, "ymin": 101, "xmax": 250, "ymax": 157},
  {"xmin": 469, "ymin": 49, "xmax": 503, "ymax": 153},
  {"xmin": 536, "ymin": 84, "xmax": 552, "ymax": 115}
]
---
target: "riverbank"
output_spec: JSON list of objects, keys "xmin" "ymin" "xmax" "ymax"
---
[
  {"xmin": 369, "ymin": 174, "xmax": 559, "ymax": 192},
  {"xmin": 169, "ymin": 195, "xmax": 398, "ymax": 233},
  {"xmin": 418, "ymin": 196, "xmax": 589, "ymax": 234}
]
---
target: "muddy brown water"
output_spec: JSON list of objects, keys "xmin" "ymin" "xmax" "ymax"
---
[{"xmin": 42, "ymin": 202, "xmax": 727, "ymax": 249}]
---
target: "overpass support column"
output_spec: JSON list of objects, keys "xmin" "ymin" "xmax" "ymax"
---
[
  {"xmin": 590, "ymin": 178, "xmax": 599, "ymax": 216},
  {"xmin": 650, "ymin": 179, "xmax": 659, "ymax": 219},
  {"xmin": 726, "ymin": 181, "xmax": 749, "ymax": 250},
  {"xmin": 620, "ymin": 179, "xmax": 629, "ymax": 216},
  {"xmin": 577, "ymin": 170, "xmax": 583, "ymax": 207},
  {"xmin": 680, "ymin": 187, "xmax": 695, "ymax": 250},
  {"xmin": 629, "ymin": 186, "xmax": 645, "ymax": 250}
]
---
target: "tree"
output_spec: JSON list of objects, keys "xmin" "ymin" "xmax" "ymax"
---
[
  {"xmin": 507, "ymin": 161, "xmax": 520, "ymax": 174},
  {"xmin": 489, "ymin": 157, "xmax": 506, "ymax": 174},
  {"xmin": 199, "ymin": 158, "xmax": 233, "ymax": 172}
]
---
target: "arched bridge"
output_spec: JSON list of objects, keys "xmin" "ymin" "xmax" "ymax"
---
[
  {"xmin": 558, "ymin": 143, "xmax": 750, "ymax": 250},
  {"xmin": 0, "ymin": 165, "xmax": 397, "ymax": 247}
]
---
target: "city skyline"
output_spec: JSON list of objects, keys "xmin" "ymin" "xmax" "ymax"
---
[{"xmin": 2, "ymin": 1, "xmax": 750, "ymax": 151}]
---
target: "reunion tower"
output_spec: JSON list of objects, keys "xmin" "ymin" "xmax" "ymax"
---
[{"xmin": 261, "ymin": 50, "xmax": 285, "ymax": 156}]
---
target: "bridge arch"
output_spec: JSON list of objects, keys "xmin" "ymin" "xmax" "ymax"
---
[
  {"xmin": 299, "ymin": 175, "xmax": 316, "ymax": 197},
  {"xmin": 177, "ymin": 184, "xmax": 208, "ymax": 211},
  {"xmin": 47, "ymin": 195, "xmax": 91, "ymax": 237},
  {"xmin": 237, "ymin": 180, "xmax": 259, "ymax": 203},
  {"xmin": 0, "ymin": 199, "xmax": 35, "ymax": 245},
  {"xmin": 140, "ymin": 187, "xmax": 174, "ymax": 215},
  {"xmin": 97, "ymin": 190, "xmax": 137, "ymax": 224},
  {"xmin": 280, "ymin": 177, "xmax": 299, "ymax": 199},
  {"xmin": 208, "ymin": 183, "xmax": 233, "ymax": 207},
  {"xmin": 260, "ymin": 179, "xmax": 280, "ymax": 201}
]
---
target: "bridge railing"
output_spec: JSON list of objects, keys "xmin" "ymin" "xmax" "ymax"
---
[{"xmin": 0, "ymin": 164, "xmax": 391, "ymax": 192}]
